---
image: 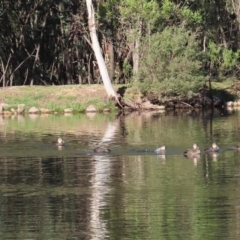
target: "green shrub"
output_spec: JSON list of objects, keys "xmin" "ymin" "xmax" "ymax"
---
[{"xmin": 137, "ymin": 27, "xmax": 206, "ymax": 98}]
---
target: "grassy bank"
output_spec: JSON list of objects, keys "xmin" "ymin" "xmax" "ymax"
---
[
  {"xmin": 0, "ymin": 84, "xmax": 120, "ymax": 113},
  {"xmin": 0, "ymin": 81, "xmax": 238, "ymax": 114}
]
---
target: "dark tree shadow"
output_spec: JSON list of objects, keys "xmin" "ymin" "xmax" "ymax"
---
[{"xmin": 117, "ymin": 86, "xmax": 127, "ymax": 97}]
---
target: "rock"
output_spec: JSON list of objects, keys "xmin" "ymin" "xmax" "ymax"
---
[
  {"xmin": 10, "ymin": 108, "xmax": 16, "ymax": 113},
  {"xmin": 85, "ymin": 104, "xmax": 97, "ymax": 112},
  {"xmin": 237, "ymin": 100, "xmax": 240, "ymax": 106},
  {"xmin": 226, "ymin": 101, "xmax": 233, "ymax": 107},
  {"xmin": 17, "ymin": 104, "xmax": 25, "ymax": 114},
  {"xmin": 40, "ymin": 108, "xmax": 51, "ymax": 113},
  {"xmin": 233, "ymin": 101, "xmax": 238, "ymax": 107},
  {"xmin": 28, "ymin": 107, "xmax": 40, "ymax": 114},
  {"xmin": 3, "ymin": 111, "xmax": 11, "ymax": 115},
  {"xmin": 142, "ymin": 101, "xmax": 165, "ymax": 110},
  {"xmin": 64, "ymin": 108, "xmax": 73, "ymax": 113},
  {"xmin": 203, "ymin": 96, "xmax": 212, "ymax": 106},
  {"xmin": 0, "ymin": 104, "xmax": 3, "ymax": 114},
  {"xmin": 0, "ymin": 103, "xmax": 9, "ymax": 111},
  {"xmin": 103, "ymin": 108, "xmax": 111, "ymax": 112}
]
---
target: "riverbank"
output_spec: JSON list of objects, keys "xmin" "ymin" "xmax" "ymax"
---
[
  {"xmin": 0, "ymin": 84, "xmax": 167, "ymax": 114},
  {"xmin": 0, "ymin": 84, "xmax": 119, "ymax": 114},
  {"xmin": 0, "ymin": 82, "xmax": 239, "ymax": 114}
]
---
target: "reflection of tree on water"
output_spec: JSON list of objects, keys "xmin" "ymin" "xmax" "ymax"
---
[
  {"xmin": 89, "ymin": 117, "xmax": 120, "ymax": 239},
  {"xmin": 202, "ymin": 108, "xmax": 224, "ymax": 141}
]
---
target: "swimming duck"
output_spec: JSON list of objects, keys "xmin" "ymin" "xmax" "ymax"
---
[
  {"xmin": 56, "ymin": 137, "xmax": 65, "ymax": 146},
  {"xmin": 204, "ymin": 143, "xmax": 219, "ymax": 153},
  {"xmin": 155, "ymin": 146, "xmax": 166, "ymax": 155},
  {"xmin": 231, "ymin": 144, "xmax": 240, "ymax": 151},
  {"xmin": 184, "ymin": 143, "xmax": 201, "ymax": 157},
  {"xmin": 94, "ymin": 146, "xmax": 111, "ymax": 153}
]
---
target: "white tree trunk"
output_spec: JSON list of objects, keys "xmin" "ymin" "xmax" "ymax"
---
[
  {"xmin": 86, "ymin": 0, "xmax": 118, "ymax": 99},
  {"xmin": 132, "ymin": 17, "xmax": 142, "ymax": 80}
]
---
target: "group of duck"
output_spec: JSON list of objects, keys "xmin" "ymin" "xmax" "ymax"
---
[
  {"xmin": 156, "ymin": 142, "xmax": 240, "ymax": 157},
  {"xmin": 56, "ymin": 137, "xmax": 240, "ymax": 156}
]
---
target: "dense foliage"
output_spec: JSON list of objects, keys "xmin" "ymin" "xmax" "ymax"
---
[
  {"xmin": 138, "ymin": 27, "xmax": 205, "ymax": 98},
  {"xmin": 1, "ymin": 0, "xmax": 240, "ymax": 97}
]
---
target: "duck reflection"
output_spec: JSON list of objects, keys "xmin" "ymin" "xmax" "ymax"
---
[
  {"xmin": 184, "ymin": 155, "xmax": 201, "ymax": 166},
  {"xmin": 205, "ymin": 152, "xmax": 219, "ymax": 161},
  {"xmin": 210, "ymin": 152, "xmax": 219, "ymax": 161},
  {"xmin": 157, "ymin": 154, "xmax": 166, "ymax": 161}
]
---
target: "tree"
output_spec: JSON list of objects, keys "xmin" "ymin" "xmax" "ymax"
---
[
  {"xmin": 86, "ymin": 0, "xmax": 121, "ymax": 106},
  {"xmin": 119, "ymin": 0, "xmax": 160, "ymax": 81}
]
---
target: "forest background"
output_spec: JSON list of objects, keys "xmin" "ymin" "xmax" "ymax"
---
[{"xmin": 1, "ymin": 0, "xmax": 240, "ymax": 104}]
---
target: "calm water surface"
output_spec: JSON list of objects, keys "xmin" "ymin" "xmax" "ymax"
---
[{"xmin": 0, "ymin": 109, "xmax": 240, "ymax": 239}]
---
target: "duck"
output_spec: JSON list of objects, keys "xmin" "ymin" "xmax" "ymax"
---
[
  {"xmin": 56, "ymin": 137, "xmax": 65, "ymax": 146},
  {"xmin": 94, "ymin": 146, "xmax": 111, "ymax": 153},
  {"xmin": 204, "ymin": 143, "xmax": 219, "ymax": 153},
  {"xmin": 231, "ymin": 144, "xmax": 240, "ymax": 151},
  {"xmin": 184, "ymin": 143, "xmax": 201, "ymax": 157},
  {"xmin": 155, "ymin": 146, "xmax": 166, "ymax": 155}
]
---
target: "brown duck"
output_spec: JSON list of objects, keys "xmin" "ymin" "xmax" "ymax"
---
[
  {"xmin": 94, "ymin": 147, "xmax": 111, "ymax": 153},
  {"xmin": 204, "ymin": 143, "xmax": 219, "ymax": 153},
  {"xmin": 184, "ymin": 143, "xmax": 201, "ymax": 157}
]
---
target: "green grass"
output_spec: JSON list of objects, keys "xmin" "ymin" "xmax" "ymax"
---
[
  {"xmin": 0, "ymin": 85, "xmax": 121, "ymax": 113},
  {"xmin": 4, "ymin": 94, "xmax": 43, "ymax": 108}
]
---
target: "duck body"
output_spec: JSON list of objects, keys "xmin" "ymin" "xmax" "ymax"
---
[
  {"xmin": 230, "ymin": 144, "xmax": 240, "ymax": 151},
  {"xmin": 56, "ymin": 137, "xmax": 65, "ymax": 146},
  {"xmin": 204, "ymin": 143, "xmax": 219, "ymax": 153},
  {"xmin": 94, "ymin": 147, "xmax": 111, "ymax": 153},
  {"xmin": 184, "ymin": 143, "xmax": 201, "ymax": 157},
  {"xmin": 155, "ymin": 146, "xmax": 166, "ymax": 155}
]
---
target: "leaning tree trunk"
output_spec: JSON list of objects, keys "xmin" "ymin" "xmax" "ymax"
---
[{"xmin": 86, "ymin": 0, "xmax": 121, "ymax": 106}]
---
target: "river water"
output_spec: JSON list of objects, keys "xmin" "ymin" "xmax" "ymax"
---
[{"xmin": 0, "ymin": 109, "xmax": 240, "ymax": 239}]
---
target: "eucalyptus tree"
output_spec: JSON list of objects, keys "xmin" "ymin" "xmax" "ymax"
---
[
  {"xmin": 1, "ymin": 0, "xmax": 240, "ymax": 91},
  {"xmin": 86, "ymin": 0, "xmax": 121, "ymax": 104},
  {"xmin": 119, "ymin": 0, "xmax": 160, "ymax": 80}
]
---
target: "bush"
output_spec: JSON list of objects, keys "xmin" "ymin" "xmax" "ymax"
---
[{"xmin": 137, "ymin": 27, "xmax": 206, "ymax": 99}]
